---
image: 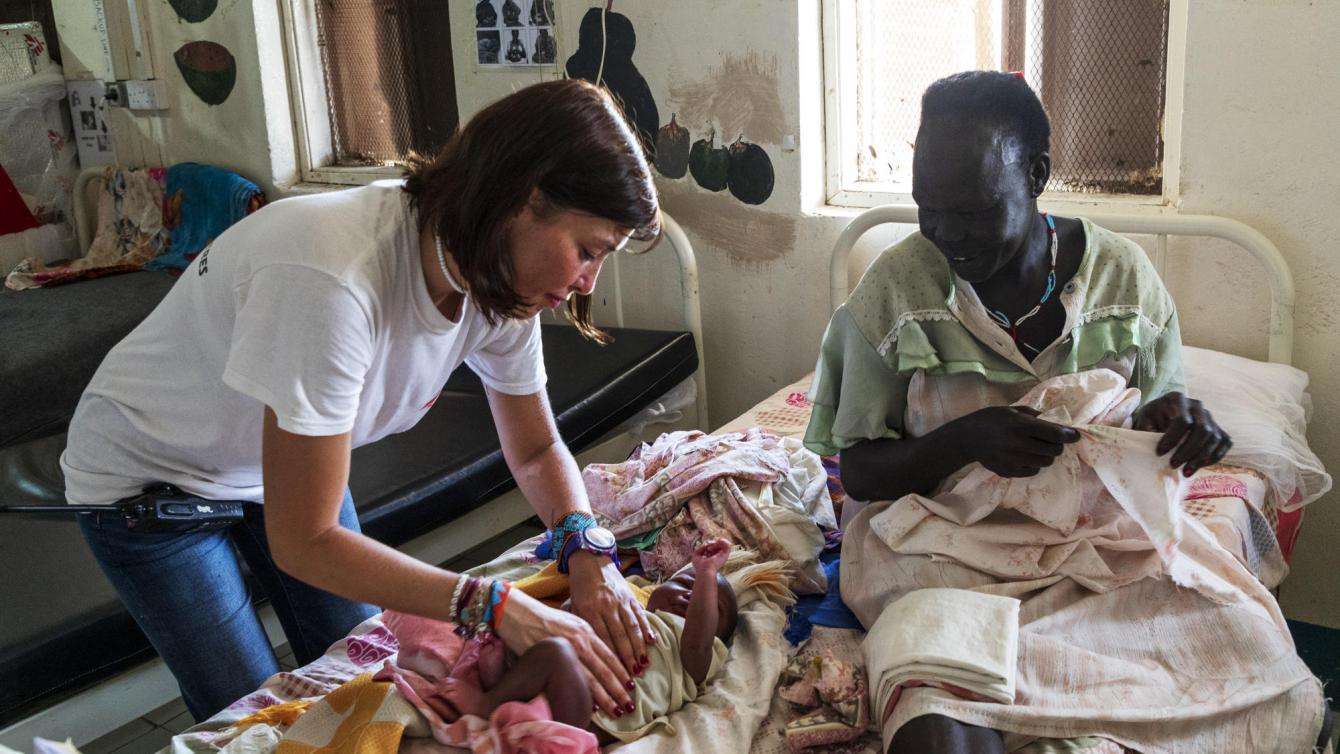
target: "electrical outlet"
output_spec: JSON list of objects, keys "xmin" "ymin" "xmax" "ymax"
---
[{"xmin": 115, "ymin": 79, "xmax": 166, "ymax": 110}]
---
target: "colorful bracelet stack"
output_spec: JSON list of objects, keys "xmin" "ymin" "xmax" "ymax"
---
[
  {"xmin": 550, "ymin": 511, "xmax": 597, "ymax": 570},
  {"xmin": 448, "ymin": 576, "xmax": 512, "ymax": 636}
]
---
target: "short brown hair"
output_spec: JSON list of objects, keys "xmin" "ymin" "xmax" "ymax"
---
[{"xmin": 403, "ymin": 79, "xmax": 660, "ymax": 342}]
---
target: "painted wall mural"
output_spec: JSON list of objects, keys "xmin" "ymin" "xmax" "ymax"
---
[
  {"xmin": 672, "ymin": 127, "xmax": 775, "ymax": 205},
  {"xmin": 565, "ymin": 5, "xmax": 659, "ymax": 158},
  {"xmin": 652, "ymin": 52, "xmax": 780, "ymax": 205},
  {"xmin": 688, "ymin": 130, "xmax": 728, "ymax": 192},
  {"xmin": 654, "ymin": 114, "xmax": 690, "ymax": 179},
  {"xmin": 174, "ymin": 40, "xmax": 236, "ymax": 105},
  {"xmin": 725, "ymin": 136, "xmax": 773, "ymax": 205},
  {"xmin": 167, "ymin": 0, "xmax": 218, "ymax": 23}
]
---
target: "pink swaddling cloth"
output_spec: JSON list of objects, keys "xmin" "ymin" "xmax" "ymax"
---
[{"xmin": 374, "ymin": 611, "xmax": 598, "ymax": 754}]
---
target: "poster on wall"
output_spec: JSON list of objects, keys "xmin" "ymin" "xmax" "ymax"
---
[
  {"xmin": 66, "ymin": 80, "xmax": 115, "ymax": 167},
  {"xmin": 475, "ymin": 0, "xmax": 557, "ymax": 67}
]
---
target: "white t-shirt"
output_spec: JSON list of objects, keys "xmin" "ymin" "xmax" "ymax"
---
[{"xmin": 61, "ymin": 180, "xmax": 546, "ymax": 505}]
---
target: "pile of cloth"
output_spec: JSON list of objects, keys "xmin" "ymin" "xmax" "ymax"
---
[
  {"xmin": 5, "ymin": 162, "xmax": 263, "ymax": 289},
  {"xmin": 842, "ymin": 369, "xmax": 1325, "ymax": 752},
  {"xmin": 863, "ymin": 588, "xmax": 1019, "ymax": 726},
  {"xmin": 584, "ymin": 427, "xmax": 837, "ymax": 593},
  {"xmin": 777, "ymin": 650, "xmax": 871, "ymax": 751}
]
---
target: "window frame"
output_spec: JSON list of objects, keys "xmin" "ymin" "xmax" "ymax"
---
[
  {"xmin": 820, "ymin": 0, "xmax": 1189, "ymax": 212},
  {"xmin": 279, "ymin": 0, "xmax": 404, "ymax": 186}
]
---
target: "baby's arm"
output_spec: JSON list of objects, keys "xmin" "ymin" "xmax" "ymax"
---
[{"xmin": 680, "ymin": 539, "xmax": 730, "ymax": 685}]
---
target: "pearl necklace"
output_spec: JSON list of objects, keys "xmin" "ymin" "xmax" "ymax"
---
[{"xmin": 433, "ymin": 233, "xmax": 466, "ymax": 295}]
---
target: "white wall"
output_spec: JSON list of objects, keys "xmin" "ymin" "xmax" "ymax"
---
[{"xmin": 1170, "ymin": 1, "xmax": 1340, "ymax": 626}]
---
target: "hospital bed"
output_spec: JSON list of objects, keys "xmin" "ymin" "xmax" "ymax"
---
[
  {"xmin": 0, "ymin": 188, "xmax": 707, "ymax": 746},
  {"xmin": 20, "ymin": 204, "xmax": 1333, "ymax": 752}
]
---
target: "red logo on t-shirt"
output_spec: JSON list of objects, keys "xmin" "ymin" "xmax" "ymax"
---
[{"xmin": 423, "ymin": 396, "xmax": 438, "ymax": 410}]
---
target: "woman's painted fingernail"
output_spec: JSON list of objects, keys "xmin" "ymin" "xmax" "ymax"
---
[
  {"xmin": 625, "ymin": 680, "xmax": 635, "ymax": 690},
  {"xmin": 640, "ymin": 655, "xmax": 649, "ymax": 666}
]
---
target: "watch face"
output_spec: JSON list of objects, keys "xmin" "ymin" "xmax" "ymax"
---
[{"xmin": 585, "ymin": 527, "xmax": 616, "ymax": 549}]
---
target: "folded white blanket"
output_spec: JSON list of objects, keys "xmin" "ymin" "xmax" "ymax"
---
[{"xmin": 864, "ymin": 588, "xmax": 1020, "ymax": 716}]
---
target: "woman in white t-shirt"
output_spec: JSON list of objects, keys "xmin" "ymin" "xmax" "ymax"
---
[{"xmin": 65, "ymin": 80, "xmax": 660, "ymax": 721}]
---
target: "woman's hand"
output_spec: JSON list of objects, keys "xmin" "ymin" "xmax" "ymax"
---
[
  {"xmin": 568, "ymin": 551, "xmax": 658, "ymax": 677},
  {"xmin": 1132, "ymin": 391, "xmax": 1232, "ymax": 476},
  {"xmin": 950, "ymin": 406, "xmax": 1081, "ymax": 478},
  {"xmin": 494, "ymin": 586, "xmax": 636, "ymax": 717}
]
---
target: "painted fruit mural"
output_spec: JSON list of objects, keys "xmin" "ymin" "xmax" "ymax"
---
[
  {"xmin": 175, "ymin": 41, "xmax": 236, "ymax": 105},
  {"xmin": 168, "ymin": 0, "xmax": 217, "ymax": 23},
  {"xmin": 726, "ymin": 136, "xmax": 774, "ymax": 205},
  {"xmin": 688, "ymin": 131, "xmax": 729, "ymax": 192},
  {"xmin": 655, "ymin": 114, "xmax": 690, "ymax": 179}
]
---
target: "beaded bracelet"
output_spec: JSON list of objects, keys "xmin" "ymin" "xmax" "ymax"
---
[
  {"xmin": 549, "ymin": 511, "xmax": 597, "ymax": 566},
  {"xmin": 447, "ymin": 574, "xmax": 469, "ymax": 624},
  {"xmin": 482, "ymin": 580, "xmax": 509, "ymax": 629},
  {"xmin": 450, "ymin": 575, "xmax": 507, "ymax": 638},
  {"xmin": 463, "ymin": 578, "xmax": 485, "ymax": 626},
  {"xmin": 458, "ymin": 578, "xmax": 481, "ymax": 624},
  {"xmin": 490, "ymin": 582, "xmax": 513, "ymax": 631}
]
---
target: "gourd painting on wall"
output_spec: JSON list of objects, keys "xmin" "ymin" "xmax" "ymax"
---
[
  {"xmin": 169, "ymin": 0, "xmax": 237, "ymax": 106},
  {"xmin": 565, "ymin": 4, "xmax": 775, "ymax": 205},
  {"xmin": 682, "ymin": 129, "xmax": 773, "ymax": 205},
  {"xmin": 565, "ymin": 4, "xmax": 659, "ymax": 158},
  {"xmin": 667, "ymin": 49, "xmax": 780, "ymax": 206}
]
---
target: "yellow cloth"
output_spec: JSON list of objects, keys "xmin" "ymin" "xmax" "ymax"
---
[
  {"xmin": 276, "ymin": 673, "xmax": 419, "ymax": 754},
  {"xmin": 233, "ymin": 699, "xmax": 315, "ymax": 731},
  {"xmin": 590, "ymin": 610, "xmax": 728, "ymax": 743},
  {"xmin": 512, "ymin": 561, "xmax": 653, "ymax": 608}
]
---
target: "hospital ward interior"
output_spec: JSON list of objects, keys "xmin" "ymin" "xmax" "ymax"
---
[{"xmin": 2, "ymin": 1, "xmax": 1340, "ymax": 752}]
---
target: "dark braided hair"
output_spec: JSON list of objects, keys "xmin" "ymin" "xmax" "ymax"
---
[{"xmin": 920, "ymin": 71, "xmax": 1051, "ymax": 160}]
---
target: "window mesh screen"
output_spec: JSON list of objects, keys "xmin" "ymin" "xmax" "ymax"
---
[
  {"xmin": 314, "ymin": 0, "xmax": 458, "ymax": 167},
  {"xmin": 852, "ymin": 0, "xmax": 1168, "ymax": 195}
]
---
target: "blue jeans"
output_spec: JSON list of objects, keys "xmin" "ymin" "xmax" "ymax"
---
[{"xmin": 78, "ymin": 490, "xmax": 379, "ymax": 721}]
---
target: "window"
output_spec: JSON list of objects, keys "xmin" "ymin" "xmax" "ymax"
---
[
  {"xmin": 823, "ymin": 0, "xmax": 1177, "ymax": 207},
  {"xmin": 282, "ymin": 0, "xmax": 458, "ymax": 185}
]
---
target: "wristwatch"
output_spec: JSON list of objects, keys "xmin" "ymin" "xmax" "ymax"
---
[{"xmin": 557, "ymin": 525, "xmax": 619, "ymax": 573}]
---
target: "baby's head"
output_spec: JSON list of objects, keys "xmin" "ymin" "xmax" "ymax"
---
[{"xmin": 646, "ymin": 567, "xmax": 739, "ymax": 642}]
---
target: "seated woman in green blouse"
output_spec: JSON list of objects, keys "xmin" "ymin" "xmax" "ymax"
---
[
  {"xmin": 808, "ymin": 72, "xmax": 1228, "ymax": 502},
  {"xmin": 806, "ymin": 72, "xmax": 1329, "ymax": 753}
]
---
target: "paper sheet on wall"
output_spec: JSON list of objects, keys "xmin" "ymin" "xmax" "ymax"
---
[
  {"xmin": 66, "ymin": 80, "xmax": 116, "ymax": 167},
  {"xmin": 474, "ymin": 0, "xmax": 559, "ymax": 68}
]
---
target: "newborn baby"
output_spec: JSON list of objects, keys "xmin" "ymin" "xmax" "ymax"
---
[
  {"xmin": 488, "ymin": 538, "xmax": 739, "ymax": 744},
  {"xmin": 589, "ymin": 537, "xmax": 738, "ymax": 742},
  {"xmin": 378, "ymin": 539, "xmax": 743, "ymax": 749}
]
